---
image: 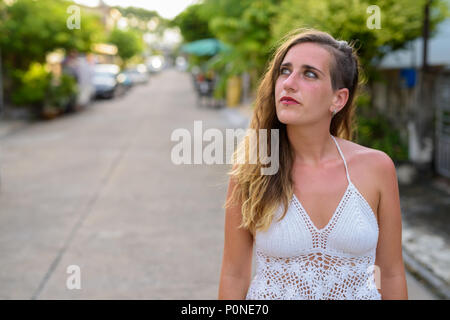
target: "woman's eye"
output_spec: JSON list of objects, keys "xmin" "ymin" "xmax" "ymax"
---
[
  {"xmin": 280, "ymin": 67, "xmax": 289, "ymax": 75},
  {"xmin": 279, "ymin": 67, "xmax": 317, "ymax": 79},
  {"xmin": 305, "ymin": 70, "xmax": 317, "ymax": 78}
]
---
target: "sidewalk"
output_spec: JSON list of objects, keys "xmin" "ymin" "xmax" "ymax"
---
[
  {"xmin": 217, "ymin": 101, "xmax": 253, "ymax": 129},
  {"xmin": 0, "ymin": 119, "xmax": 29, "ymax": 139},
  {"xmin": 399, "ymin": 176, "xmax": 450, "ymax": 299},
  {"xmin": 0, "ymin": 107, "xmax": 33, "ymax": 139},
  {"xmin": 231, "ymin": 101, "xmax": 450, "ymax": 299}
]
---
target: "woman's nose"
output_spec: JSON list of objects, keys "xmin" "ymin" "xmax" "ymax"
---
[{"xmin": 282, "ymin": 72, "xmax": 298, "ymax": 91}]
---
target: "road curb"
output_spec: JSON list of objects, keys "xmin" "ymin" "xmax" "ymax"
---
[
  {"xmin": 0, "ymin": 120, "xmax": 29, "ymax": 139},
  {"xmin": 402, "ymin": 247, "xmax": 450, "ymax": 299}
]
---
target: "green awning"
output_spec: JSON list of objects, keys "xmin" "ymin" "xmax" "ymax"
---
[{"xmin": 180, "ymin": 38, "xmax": 231, "ymax": 56}]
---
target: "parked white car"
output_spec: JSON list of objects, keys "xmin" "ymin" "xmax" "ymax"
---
[
  {"xmin": 92, "ymin": 64, "xmax": 123, "ymax": 98},
  {"xmin": 123, "ymin": 64, "xmax": 149, "ymax": 85}
]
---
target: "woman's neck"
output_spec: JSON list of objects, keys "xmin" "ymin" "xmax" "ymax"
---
[{"xmin": 286, "ymin": 125, "xmax": 336, "ymax": 167}]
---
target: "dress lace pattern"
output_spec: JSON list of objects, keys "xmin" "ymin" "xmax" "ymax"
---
[
  {"xmin": 247, "ymin": 250, "xmax": 380, "ymax": 300},
  {"xmin": 245, "ymin": 135, "xmax": 381, "ymax": 300}
]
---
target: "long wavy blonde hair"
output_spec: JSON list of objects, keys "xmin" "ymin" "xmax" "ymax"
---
[{"xmin": 223, "ymin": 28, "xmax": 363, "ymax": 237}]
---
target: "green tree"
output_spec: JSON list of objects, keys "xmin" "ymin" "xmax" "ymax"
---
[
  {"xmin": 194, "ymin": 0, "xmax": 280, "ymax": 97},
  {"xmin": 11, "ymin": 62, "xmax": 77, "ymax": 116},
  {"xmin": 108, "ymin": 28, "xmax": 144, "ymax": 66},
  {"xmin": 0, "ymin": 0, "xmax": 104, "ymax": 108},
  {"xmin": 271, "ymin": 0, "xmax": 448, "ymax": 76},
  {"xmin": 171, "ymin": 3, "xmax": 214, "ymax": 43},
  {"xmin": 115, "ymin": 6, "xmax": 167, "ymax": 36},
  {"xmin": 10, "ymin": 62, "xmax": 51, "ymax": 108},
  {"xmin": 0, "ymin": 0, "xmax": 104, "ymax": 71}
]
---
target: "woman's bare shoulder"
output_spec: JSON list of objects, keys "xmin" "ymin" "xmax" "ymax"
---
[
  {"xmin": 337, "ymin": 137, "xmax": 391, "ymax": 160},
  {"xmin": 336, "ymin": 137, "xmax": 395, "ymax": 173}
]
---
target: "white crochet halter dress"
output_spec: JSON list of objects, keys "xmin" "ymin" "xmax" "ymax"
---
[{"xmin": 246, "ymin": 134, "xmax": 381, "ymax": 300}]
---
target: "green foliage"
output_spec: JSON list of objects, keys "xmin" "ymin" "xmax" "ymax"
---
[
  {"xmin": 356, "ymin": 113, "xmax": 409, "ymax": 161},
  {"xmin": 11, "ymin": 63, "xmax": 51, "ymax": 107},
  {"xmin": 171, "ymin": 4, "xmax": 214, "ymax": 42},
  {"xmin": 355, "ymin": 89, "xmax": 408, "ymax": 161},
  {"xmin": 11, "ymin": 62, "xmax": 77, "ymax": 112},
  {"xmin": 113, "ymin": 6, "xmax": 169, "ymax": 38},
  {"xmin": 200, "ymin": 0, "xmax": 278, "ymax": 75},
  {"xmin": 205, "ymin": 48, "xmax": 243, "ymax": 99},
  {"xmin": 271, "ymin": 0, "xmax": 448, "ymax": 72},
  {"xmin": 115, "ymin": 6, "xmax": 160, "ymax": 21},
  {"xmin": 108, "ymin": 28, "xmax": 144, "ymax": 65},
  {"xmin": 190, "ymin": 0, "xmax": 280, "ymax": 99},
  {"xmin": 47, "ymin": 74, "xmax": 78, "ymax": 111},
  {"xmin": 0, "ymin": 0, "xmax": 104, "ymax": 70},
  {"xmin": 0, "ymin": 0, "xmax": 103, "ymax": 110}
]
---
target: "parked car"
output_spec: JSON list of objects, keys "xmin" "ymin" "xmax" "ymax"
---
[
  {"xmin": 92, "ymin": 64, "xmax": 124, "ymax": 99},
  {"xmin": 116, "ymin": 72, "xmax": 133, "ymax": 91},
  {"xmin": 123, "ymin": 64, "xmax": 149, "ymax": 85}
]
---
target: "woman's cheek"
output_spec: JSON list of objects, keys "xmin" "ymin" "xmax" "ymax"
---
[{"xmin": 304, "ymin": 82, "xmax": 329, "ymax": 106}]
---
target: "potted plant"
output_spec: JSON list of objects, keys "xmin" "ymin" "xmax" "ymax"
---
[{"xmin": 46, "ymin": 73, "xmax": 78, "ymax": 118}]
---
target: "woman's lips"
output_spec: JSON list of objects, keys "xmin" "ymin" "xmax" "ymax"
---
[
  {"xmin": 281, "ymin": 100, "xmax": 299, "ymax": 105},
  {"xmin": 280, "ymin": 96, "xmax": 300, "ymax": 105}
]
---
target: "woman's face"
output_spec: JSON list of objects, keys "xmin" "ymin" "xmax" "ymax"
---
[{"xmin": 274, "ymin": 42, "xmax": 347, "ymax": 126}]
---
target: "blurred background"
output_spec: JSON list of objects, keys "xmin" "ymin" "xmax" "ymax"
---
[{"xmin": 0, "ymin": 0, "xmax": 449, "ymax": 300}]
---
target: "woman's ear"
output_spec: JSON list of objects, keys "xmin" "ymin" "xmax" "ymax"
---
[{"xmin": 330, "ymin": 88, "xmax": 349, "ymax": 112}]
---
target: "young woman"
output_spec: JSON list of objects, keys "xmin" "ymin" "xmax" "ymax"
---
[{"xmin": 218, "ymin": 28, "xmax": 408, "ymax": 300}]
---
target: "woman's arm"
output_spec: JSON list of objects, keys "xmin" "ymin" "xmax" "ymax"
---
[
  {"xmin": 374, "ymin": 152, "xmax": 408, "ymax": 300},
  {"xmin": 218, "ymin": 176, "xmax": 254, "ymax": 300}
]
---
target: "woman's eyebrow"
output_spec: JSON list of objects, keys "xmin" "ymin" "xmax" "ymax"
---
[{"xmin": 280, "ymin": 62, "xmax": 325, "ymax": 76}]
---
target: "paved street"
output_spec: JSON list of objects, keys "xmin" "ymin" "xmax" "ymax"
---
[
  {"xmin": 0, "ymin": 68, "xmax": 439, "ymax": 299},
  {"xmin": 0, "ymin": 69, "xmax": 234, "ymax": 299}
]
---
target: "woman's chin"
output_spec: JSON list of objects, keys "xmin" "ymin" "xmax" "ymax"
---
[{"xmin": 276, "ymin": 109, "xmax": 301, "ymax": 125}]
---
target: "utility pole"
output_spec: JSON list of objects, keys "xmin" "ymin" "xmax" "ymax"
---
[
  {"xmin": 0, "ymin": 47, "xmax": 3, "ymax": 118},
  {"xmin": 0, "ymin": 1, "xmax": 5, "ymax": 118},
  {"xmin": 422, "ymin": 0, "xmax": 431, "ymax": 73},
  {"xmin": 421, "ymin": 0, "xmax": 433, "ymax": 171}
]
